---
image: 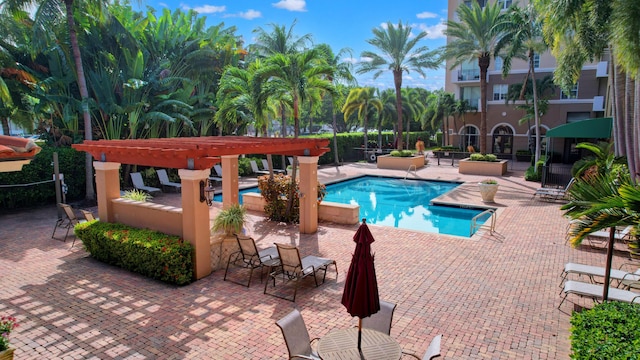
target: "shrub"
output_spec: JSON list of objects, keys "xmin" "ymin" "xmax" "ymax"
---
[
  {"xmin": 389, "ymin": 150, "xmax": 413, "ymax": 157},
  {"xmin": 469, "ymin": 153, "xmax": 499, "ymax": 162},
  {"xmin": 570, "ymin": 302, "xmax": 640, "ymax": 359},
  {"xmin": 212, "ymin": 203, "xmax": 246, "ymax": 235},
  {"xmin": 122, "ymin": 189, "xmax": 153, "ymax": 202},
  {"xmin": 257, "ymin": 174, "xmax": 326, "ymax": 223},
  {"xmin": 74, "ymin": 221, "xmax": 194, "ymax": 285}
]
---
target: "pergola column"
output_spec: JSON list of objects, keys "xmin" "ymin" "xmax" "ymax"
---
[
  {"xmin": 93, "ymin": 162, "xmax": 121, "ymax": 223},
  {"xmin": 298, "ymin": 156, "xmax": 319, "ymax": 234},
  {"xmin": 178, "ymin": 169, "xmax": 211, "ymax": 280},
  {"xmin": 221, "ymin": 155, "xmax": 239, "ymax": 209}
]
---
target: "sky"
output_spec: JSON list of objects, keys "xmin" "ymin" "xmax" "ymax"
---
[{"xmin": 146, "ymin": 0, "xmax": 449, "ymax": 90}]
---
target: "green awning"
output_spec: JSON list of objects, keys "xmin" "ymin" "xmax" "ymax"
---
[{"xmin": 546, "ymin": 117, "xmax": 612, "ymax": 138}]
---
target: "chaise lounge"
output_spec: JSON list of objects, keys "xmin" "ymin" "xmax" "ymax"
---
[{"xmin": 558, "ymin": 280, "xmax": 640, "ymax": 309}]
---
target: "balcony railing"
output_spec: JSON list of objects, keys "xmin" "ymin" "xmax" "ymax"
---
[{"xmin": 457, "ymin": 69, "xmax": 480, "ymax": 81}]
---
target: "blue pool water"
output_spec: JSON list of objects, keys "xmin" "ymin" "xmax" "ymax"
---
[{"xmin": 214, "ymin": 176, "xmax": 489, "ymax": 237}]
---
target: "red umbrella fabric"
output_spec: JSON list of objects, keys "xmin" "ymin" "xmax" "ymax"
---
[{"xmin": 342, "ymin": 219, "xmax": 380, "ymax": 353}]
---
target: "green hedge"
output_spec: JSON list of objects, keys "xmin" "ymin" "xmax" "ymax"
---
[
  {"xmin": 74, "ymin": 221, "xmax": 194, "ymax": 285},
  {"xmin": 570, "ymin": 302, "xmax": 640, "ymax": 359},
  {"xmin": 0, "ymin": 145, "xmax": 86, "ymax": 209}
]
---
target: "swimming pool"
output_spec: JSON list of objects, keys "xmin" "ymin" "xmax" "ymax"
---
[{"xmin": 214, "ymin": 176, "xmax": 489, "ymax": 237}]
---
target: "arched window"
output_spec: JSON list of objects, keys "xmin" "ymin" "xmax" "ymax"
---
[
  {"xmin": 492, "ymin": 126, "xmax": 513, "ymax": 154},
  {"xmin": 461, "ymin": 126, "xmax": 479, "ymax": 150}
]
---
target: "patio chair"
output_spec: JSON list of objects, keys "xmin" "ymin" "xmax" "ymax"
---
[
  {"xmin": 80, "ymin": 209, "xmax": 96, "ymax": 222},
  {"xmin": 362, "ymin": 299, "xmax": 396, "ymax": 335},
  {"xmin": 261, "ymin": 159, "xmax": 285, "ymax": 174},
  {"xmin": 130, "ymin": 172, "xmax": 161, "ymax": 194},
  {"xmin": 275, "ymin": 309, "xmax": 320, "ymax": 360},
  {"xmin": 585, "ymin": 225, "xmax": 634, "ymax": 249},
  {"xmin": 532, "ymin": 177, "xmax": 575, "ymax": 201},
  {"xmin": 264, "ymin": 243, "xmax": 337, "ymax": 302},
  {"xmin": 156, "ymin": 169, "xmax": 181, "ymax": 192},
  {"xmin": 249, "ymin": 160, "xmax": 269, "ymax": 175},
  {"xmin": 52, "ymin": 203, "xmax": 80, "ymax": 245},
  {"xmin": 559, "ymin": 262, "xmax": 640, "ymax": 288},
  {"xmin": 223, "ymin": 234, "xmax": 279, "ymax": 287},
  {"xmin": 403, "ymin": 334, "xmax": 443, "ymax": 359},
  {"xmin": 558, "ymin": 280, "xmax": 640, "ymax": 309}
]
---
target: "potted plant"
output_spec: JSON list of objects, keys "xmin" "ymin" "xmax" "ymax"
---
[
  {"xmin": 478, "ymin": 179, "xmax": 499, "ymax": 203},
  {"xmin": 0, "ymin": 315, "xmax": 18, "ymax": 360},
  {"xmin": 210, "ymin": 203, "xmax": 247, "ymax": 271},
  {"xmin": 377, "ymin": 150, "xmax": 426, "ymax": 170}
]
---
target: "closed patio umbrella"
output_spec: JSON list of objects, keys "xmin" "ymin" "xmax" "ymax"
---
[{"xmin": 341, "ymin": 218, "xmax": 380, "ymax": 356}]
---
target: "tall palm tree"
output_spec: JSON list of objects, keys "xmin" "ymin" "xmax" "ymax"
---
[
  {"xmin": 342, "ymin": 87, "xmax": 382, "ymax": 161},
  {"xmin": 358, "ymin": 21, "xmax": 440, "ymax": 150},
  {"xmin": 425, "ymin": 90, "xmax": 455, "ymax": 146},
  {"xmin": 444, "ymin": 1, "xmax": 505, "ymax": 154},
  {"xmin": 494, "ymin": 3, "xmax": 547, "ymax": 166},
  {"xmin": 453, "ymin": 99, "xmax": 476, "ymax": 149}
]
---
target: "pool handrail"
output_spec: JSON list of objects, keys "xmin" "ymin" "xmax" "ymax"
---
[{"xmin": 470, "ymin": 209, "xmax": 496, "ymax": 236}]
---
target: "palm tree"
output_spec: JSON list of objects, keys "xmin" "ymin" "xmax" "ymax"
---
[
  {"xmin": 358, "ymin": 21, "xmax": 440, "ymax": 150},
  {"xmin": 444, "ymin": 1, "xmax": 505, "ymax": 154},
  {"xmin": 424, "ymin": 90, "xmax": 455, "ymax": 146},
  {"xmin": 494, "ymin": 3, "xmax": 547, "ymax": 166},
  {"xmin": 453, "ymin": 99, "xmax": 476, "ymax": 149},
  {"xmin": 342, "ymin": 87, "xmax": 382, "ymax": 161}
]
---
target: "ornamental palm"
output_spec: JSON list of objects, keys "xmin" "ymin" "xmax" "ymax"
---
[
  {"xmin": 358, "ymin": 21, "xmax": 440, "ymax": 151},
  {"xmin": 494, "ymin": 3, "xmax": 547, "ymax": 166},
  {"xmin": 444, "ymin": 1, "xmax": 505, "ymax": 154},
  {"xmin": 342, "ymin": 87, "xmax": 382, "ymax": 160}
]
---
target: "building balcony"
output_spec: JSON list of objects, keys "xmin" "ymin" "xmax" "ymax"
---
[{"xmin": 452, "ymin": 69, "xmax": 483, "ymax": 83}]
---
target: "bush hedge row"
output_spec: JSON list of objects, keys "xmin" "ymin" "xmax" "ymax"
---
[{"xmin": 74, "ymin": 221, "xmax": 194, "ymax": 285}]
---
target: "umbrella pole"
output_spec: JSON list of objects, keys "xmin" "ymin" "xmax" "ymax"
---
[{"xmin": 358, "ymin": 318, "xmax": 363, "ymax": 352}]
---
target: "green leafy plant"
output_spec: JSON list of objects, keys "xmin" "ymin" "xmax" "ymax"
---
[
  {"xmin": 212, "ymin": 203, "xmax": 247, "ymax": 236},
  {"xmin": 469, "ymin": 153, "xmax": 499, "ymax": 162},
  {"xmin": 0, "ymin": 315, "xmax": 19, "ymax": 351},
  {"xmin": 570, "ymin": 302, "xmax": 640, "ymax": 359},
  {"xmin": 516, "ymin": 149, "xmax": 532, "ymax": 155},
  {"xmin": 122, "ymin": 189, "xmax": 153, "ymax": 202},
  {"xmin": 257, "ymin": 174, "xmax": 326, "ymax": 223},
  {"xmin": 480, "ymin": 179, "xmax": 498, "ymax": 185},
  {"xmin": 389, "ymin": 150, "xmax": 413, "ymax": 157}
]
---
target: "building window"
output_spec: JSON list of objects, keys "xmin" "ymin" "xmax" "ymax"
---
[
  {"xmin": 494, "ymin": 56, "xmax": 503, "ymax": 71},
  {"xmin": 465, "ymin": 0, "xmax": 487, "ymax": 8},
  {"xmin": 533, "ymin": 54, "xmax": 540, "ymax": 68},
  {"xmin": 493, "ymin": 84, "xmax": 508, "ymax": 101},
  {"xmin": 461, "ymin": 125, "xmax": 478, "ymax": 150},
  {"xmin": 461, "ymin": 87, "xmax": 481, "ymax": 109},
  {"xmin": 560, "ymin": 83, "xmax": 579, "ymax": 99},
  {"xmin": 497, "ymin": 0, "xmax": 512, "ymax": 9},
  {"xmin": 492, "ymin": 126, "xmax": 513, "ymax": 154}
]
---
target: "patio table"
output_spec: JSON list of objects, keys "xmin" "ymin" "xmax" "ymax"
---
[{"xmin": 317, "ymin": 328, "xmax": 401, "ymax": 360}]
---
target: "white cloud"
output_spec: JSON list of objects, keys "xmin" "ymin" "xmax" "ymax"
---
[
  {"xmin": 186, "ymin": 4, "xmax": 226, "ymax": 14},
  {"xmin": 416, "ymin": 11, "xmax": 437, "ymax": 19},
  {"xmin": 272, "ymin": 0, "xmax": 307, "ymax": 12},
  {"xmin": 380, "ymin": 22, "xmax": 389, "ymax": 30},
  {"xmin": 418, "ymin": 21, "xmax": 447, "ymax": 40},
  {"xmin": 224, "ymin": 9, "xmax": 262, "ymax": 20},
  {"xmin": 360, "ymin": 56, "xmax": 373, "ymax": 63},
  {"xmin": 342, "ymin": 57, "xmax": 359, "ymax": 64}
]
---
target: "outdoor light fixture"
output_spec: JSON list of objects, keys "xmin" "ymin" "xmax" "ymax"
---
[{"xmin": 199, "ymin": 180, "xmax": 215, "ymax": 206}]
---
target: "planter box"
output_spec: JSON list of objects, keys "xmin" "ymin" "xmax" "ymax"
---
[
  {"xmin": 376, "ymin": 155, "xmax": 425, "ymax": 170},
  {"xmin": 458, "ymin": 158, "xmax": 508, "ymax": 176}
]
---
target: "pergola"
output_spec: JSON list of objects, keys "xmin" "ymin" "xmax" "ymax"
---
[{"xmin": 73, "ymin": 136, "xmax": 330, "ymax": 279}]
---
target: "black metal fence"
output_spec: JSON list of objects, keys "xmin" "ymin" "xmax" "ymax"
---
[{"xmin": 542, "ymin": 164, "xmax": 573, "ymax": 188}]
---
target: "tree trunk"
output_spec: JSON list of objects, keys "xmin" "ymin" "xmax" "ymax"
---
[
  {"xmin": 286, "ymin": 95, "xmax": 300, "ymax": 218},
  {"xmin": 393, "ymin": 70, "xmax": 404, "ymax": 150},
  {"xmin": 331, "ymin": 99, "xmax": 340, "ymax": 165},
  {"xmin": 64, "ymin": 0, "xmax": 95, "ymax": 202},
  {"xmin": 478, "ymin": 55, "xmax": 490, "ymax": 154},
  {"xmin": 363, "ymin": 112, "xmax": 369, "ymax": 161},
  {"xmin": 530, "ymin": 52, "xmax": 541, "ymax": 169}
]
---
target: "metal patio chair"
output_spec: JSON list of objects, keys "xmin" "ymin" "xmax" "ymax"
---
[
  {"xmin": 276, "ymin": 309, "xmax": 320, "ymax": 360},
  {"xmin": 362, "ymin": 299, "xmax": 397, "ymax": 335},
  {"xmin": 223, "ymin": 234, "xmax": 279, "ymax": 287},
  {"xmin": 52, "ymin": 203, "xmax": 80, "ymax": 245}
]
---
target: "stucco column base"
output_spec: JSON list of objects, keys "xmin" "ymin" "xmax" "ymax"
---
[
  {"xmin": 179, "ymin": 169, "xmax": 212, "ymax": 280},
  {"xmin": 298, "ymin": 156, "xmax": 319, "ymax": 234},
  {"xmin": 221, "ymin": 155, "xmax": 239, "ymax": 209},
  {"xmin": 93, "ymin": 162, "xmax": 121, "ymax": 223}
]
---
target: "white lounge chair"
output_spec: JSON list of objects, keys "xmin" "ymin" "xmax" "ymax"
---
[
  {"xmin": 261, "ymin": 159, "xmax": 285, "ymax": 174},
  {"xmin": 559, "ymin": 262, "xmax": 640, "ymax": 288},
  {"xmin": 249, "ymin": 160, "xmax": 269, "ymax": 175},
  {"xmin": 209, "ymin": 164, "xmax": 223, "ymax": 182},
  {"xmin": 585, "ymin": 225, "xmax": 634, "ymax": 249},
  {"xmin": 558, "ymin": 280, "xmax": 640, "ymax": 309},
  {"xmin": 130, "ymin": 172, "xmax": 161, "ymax": 194},
  {"xmin": 156, "ymin": 169, "xmax": 181, "ymax": 192},
  {"xmin": 532, "ymin": 177, "xmax": 575, "ymax": 201}
]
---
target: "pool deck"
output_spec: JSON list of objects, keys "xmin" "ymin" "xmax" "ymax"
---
[{"xmin": 1, "ymin": 158, "xmax": 635, "ymax": 359}]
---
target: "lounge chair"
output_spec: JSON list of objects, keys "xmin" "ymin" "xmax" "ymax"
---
[
  {"xmin": 585, "ymin": 225, "xmax": 634, "ymax": 249},
  {"xmin": 80, "ymin": 209, "xmax": 97, "ymax": 222},
  {"xmin": 223, "ymin": 234, "xmax": 279, "ymax": 287},
  {"xmin": 156, "ymin": 169, "xmax": 181, "ymax": 192},
  {"xmin": 403, "ymin": 334, "xmax": 443, "ymax": 360},
  {"xmin": 264, "ymin": 243, "xmax": 337, "ymax": 302},
  {"xmin": 130, "ymin": 172, "xmax": 161, "ymax": 194},
  {"xmin": 361, "ymin": 299, "xmax": 396, "ymax": 335},
  {"xmin": 532, "ymin": 177, "xmax": 575, "ymax": 201},
  {"xmin": 261, "ymin": 159, "xmax": 285, "ymax": 174},
  {"xmin": 559, "ymin": 262, "xmax": 640, "ymax": 288},
  {"xmin": 249, "ymin": 160, "xmax": 269, "ymax": 175},
  {"xmin": 558, "ymin": 280, "xmax": 640, "ymax": 309},
  {"xmin": 52, "ymin": 203, "xmax": 80, "ymax": 245},
  {"xmin": 276, "ymin": 309, "xmax": 320, "ymax": 360}
]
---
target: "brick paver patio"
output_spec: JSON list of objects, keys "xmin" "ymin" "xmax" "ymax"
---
[{"xmin": 1, "ymin": 159, "xmax": 634, "ymax": 359}]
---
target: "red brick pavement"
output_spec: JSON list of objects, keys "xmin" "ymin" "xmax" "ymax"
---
[{"xmin": 1, "ymin": 161, "xmax": 634, "ymax": 359}]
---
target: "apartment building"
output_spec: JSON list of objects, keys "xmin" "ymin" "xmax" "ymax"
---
[{"xmin": 444, "ymin": 0, "xmax": 610, "ymax": 163}]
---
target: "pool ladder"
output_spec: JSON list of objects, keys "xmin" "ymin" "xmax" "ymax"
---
[
  {"xmin": 405, "ymin": 165, "xmax": 418, "ymax": 179},
  {"xmin": 470, "ymin": 208, "xmax": 496, "ymax": 236}
]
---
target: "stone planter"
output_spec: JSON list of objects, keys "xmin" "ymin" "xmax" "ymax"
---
[
  {"xmin": 0, "ymin": 348, "xmax": 14, "ymax": 360},
  {"xmin": 478, "ymin": 182, "xmax": 499, "ymax": 203},
  {"xmin": 376, "ymin": 155, "xmax": 425, "ymax": 170},
  {"xmin": 210, "ymin": 234, "xmax": 240, "ymax": 271},
  {"xmin": 458, "ymin": 158, "xmax": 508, "ymax": 176}
]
